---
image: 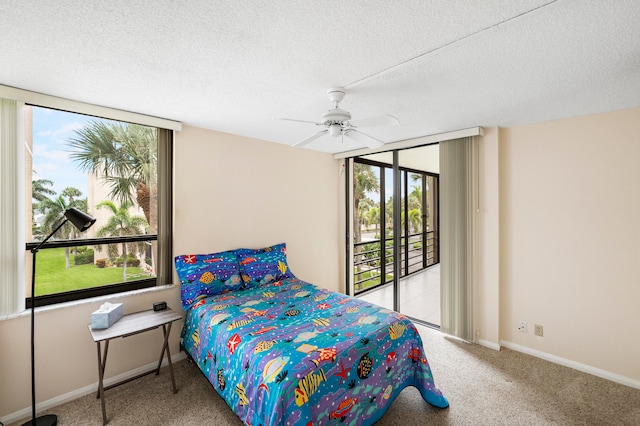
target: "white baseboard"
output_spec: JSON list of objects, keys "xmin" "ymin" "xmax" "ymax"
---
[
  {"xmin": 500, "ymin": 340, "xmax": 640, "ymax": 390},
  {"xmin": 1, "ymin": 352, "xmax": 187, "ymax": 425},
  {"xmin": 478, "ymin": 338, "xmax": 501, "ymax": 351}
]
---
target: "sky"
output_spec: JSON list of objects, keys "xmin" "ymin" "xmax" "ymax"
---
[{"xmin": 30, "ymin": 106, "xmax": 96, "ymax": 199}]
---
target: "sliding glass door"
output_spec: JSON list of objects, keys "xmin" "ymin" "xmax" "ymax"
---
[
  {"xmin": 352, "ymin": 159, "xmax": 394, "ymax": 311},
  {"xmin": 350, "ymin": 145, "xmax": 440, "ymax": 326},
  {"xmin": 397, "ymin": 148, "xmax": 440, "ymax": 326}
]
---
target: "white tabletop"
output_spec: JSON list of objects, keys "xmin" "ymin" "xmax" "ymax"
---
[{"xmin": 88, "ymin": 308, "xmax": 182, "ymax": 342}]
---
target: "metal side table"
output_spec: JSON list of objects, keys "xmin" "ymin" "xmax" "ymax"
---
[{"xmin": 88, "ymin": 307, "xmax": 182, "ymax": 425}]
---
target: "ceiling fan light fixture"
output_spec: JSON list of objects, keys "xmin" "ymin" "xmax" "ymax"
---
[{"xmin": 328, "ymin": 123, "xmax": 342, "ymax": 137}]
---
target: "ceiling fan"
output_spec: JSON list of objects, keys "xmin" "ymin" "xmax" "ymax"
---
[{"xmin": 281, "ymin": 87, "xmax": 399, "ymax": 148}]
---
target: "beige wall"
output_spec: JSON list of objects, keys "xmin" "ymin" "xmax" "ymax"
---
[
  {"xmin": 173, "ymin": 125, "xmax": 342, "ymax": 292},
  {"xmin": 499, "ymin": 108, "xmax": 640, "ymax": 383},
  {"xmin": 0, "ymin": 126, "xmax": 342, "ymax": 421}
]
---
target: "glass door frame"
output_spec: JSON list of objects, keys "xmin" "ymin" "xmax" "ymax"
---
[{"xmin": 346, "ymin": 146, "xmax": 440, "ymax": 318}]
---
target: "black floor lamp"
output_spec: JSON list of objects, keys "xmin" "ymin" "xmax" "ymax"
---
[{"xmin": 23, "ymin": 207, "xmax": 96, "ymax": 426}]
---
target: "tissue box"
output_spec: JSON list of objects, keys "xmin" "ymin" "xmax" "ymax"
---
[{"xmin": 91, "ymin": 303, "xmax": 123, "ymax": 329}]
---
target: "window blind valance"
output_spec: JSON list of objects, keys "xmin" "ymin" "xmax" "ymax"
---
[{"xmin": 0, "ymin": 85, "xmax": 182, "ymax": 131}]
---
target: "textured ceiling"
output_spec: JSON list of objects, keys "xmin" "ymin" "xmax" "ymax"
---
[{"xmin": 2, "ymin": 0, "xmax": 639, "ymax": 153}]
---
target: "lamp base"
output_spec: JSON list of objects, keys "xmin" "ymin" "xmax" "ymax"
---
[{"xmin": 20, "ymin": 414, "xmax": 57, "ymax": 426}]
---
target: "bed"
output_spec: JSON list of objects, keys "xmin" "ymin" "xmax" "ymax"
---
[{"xmin": 176, "ymin": 243, "xmax": 448, "ymax": 425}]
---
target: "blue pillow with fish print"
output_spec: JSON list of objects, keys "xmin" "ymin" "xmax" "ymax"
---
[
  {"xmin": 235, "ymin": 242, "xmax": 295, "ymax": 287},
  {"xmin": 174, "ymin": 250, "xmax": 243, "ymax": 309},
  {"xmin": 235, "ymin": 242, "xmax": 287, "ymax": 256}
]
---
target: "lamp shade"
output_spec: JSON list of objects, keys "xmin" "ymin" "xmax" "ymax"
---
[{"xmin": 64, "ymin": 207, "xmax": 96, "ymax": 232}]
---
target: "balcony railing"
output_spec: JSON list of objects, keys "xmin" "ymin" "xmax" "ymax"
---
[{"xmin": 353, "ymin": 230, "xmax": 438, "ymax": 294}]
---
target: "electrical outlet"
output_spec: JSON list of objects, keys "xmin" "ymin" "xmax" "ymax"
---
[
  {"xmin": 518, "ymin": 321, "xmax": 527, "ymax": 333},
  {"xmin": 534, "ymin": 324, "xmax": 544, "ymax": 337}
]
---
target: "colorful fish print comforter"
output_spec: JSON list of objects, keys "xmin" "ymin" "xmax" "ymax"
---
[{"xmin": 182, "ymin": 277, "xmax": 448, "ymax": 426}]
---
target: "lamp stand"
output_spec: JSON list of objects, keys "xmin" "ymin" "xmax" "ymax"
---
[
  {"xmin": 22, "ymin": 219, "xmax": 67, "ymax": 426},
  {"xmin": 21, "ymin": 208, "xmax": 95, "ymax": 426},
  {"xmin": 21, "ymin": 414, "xmax": 57, "ymax": 426},
  {"xmin": 24, "ymin": 251, "xmax": 58, "ymax": 424}
]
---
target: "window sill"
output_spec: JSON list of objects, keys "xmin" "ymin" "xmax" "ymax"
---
[{"xmin": 0, "ymin": 284, "xmax": 177, "ymax": 322}]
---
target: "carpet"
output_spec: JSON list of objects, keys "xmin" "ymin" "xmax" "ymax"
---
[{"xmin": 10, "ymin": 325, "xmax": 640, "ymax": 425}]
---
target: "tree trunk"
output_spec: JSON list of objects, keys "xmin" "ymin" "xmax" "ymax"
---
[
  {"xmin": 354, "ymin": 194, "xmax": 363, "ymax": 290},
  {"xmin": 122, "ymin": 243, "xmax": 128, "ymax": 282},
  {"xmin": 65, "ymin": 247, "xmax": 71, "ymax": 269},
  {"xmin": 137, "ymin": 179, "xmax": 157, "ymax": 276},
  {"xmin": 136, "ymin": 180, "xmax": 151, "ymax": 226}
]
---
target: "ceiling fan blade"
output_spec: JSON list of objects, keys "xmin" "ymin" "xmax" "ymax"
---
[
  {"xmin": 344, "ymin": 129, "xmax": 384, "ymax": 148},
  {"xmin": 292, "ymin": 130, "xmax": 328, "ymax": 147},
  {"xmin": 349, "ymin": 114, "xmax": 399, "ymax": 128},
  {"xmin": 278, "ymin": 117, "xmax": 322, "ymax": 125}
]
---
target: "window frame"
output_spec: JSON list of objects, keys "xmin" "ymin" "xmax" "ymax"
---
[{"xmin": 23, "ymin": 104, "xmax": 174, "ymax": 308}]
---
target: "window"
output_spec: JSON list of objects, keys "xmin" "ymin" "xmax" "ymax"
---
[{"xmin": 25, "ymin": 105, "xmax": 173, "ymax": 307}]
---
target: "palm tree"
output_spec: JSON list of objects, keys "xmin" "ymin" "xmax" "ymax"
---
[
  {"xmin": 358, "ymin": 197, "xmax": 374, "ymax": 229},
  {"xmin": 407, "ymin": 208, "xmax": 422, "ymax": 233},
  {"xmin": 408, "ymin": 186, "xmax": 422, "ymax": 211},
  {"xmin": 353, "ymin": 163, "xmax": 380, "ymax": 287},
  {"xmin": 39, "ymin": 196, "xmax": 68, "ymax": 237},
  {"xmin": 354, "ymin": 163, "xmax": 379, "ymax": 243},
  {"xmin": 366, "ymin": 206, "xmax": 380, "ymax": 231},
  {"xmin": 68, "ymin": 120, "xmax": 157, "ymax": 232},
  {"xmin": 32, "ymin": 177, "xmax": 57, "ymax": 235},
  {"xmin": 32, "ymin": 177, "xmax": 56, "ymax": 213},
  {"xmin": 385, "ymin": 196, "xmax": 394, "ymax": 229},
  {"xmin": 95, "ymin": 200, "xmax": 148, "ymax": 282},
  {"xmin": 38, "ymin": 188, "xmax": 87, "ymax": 268}
]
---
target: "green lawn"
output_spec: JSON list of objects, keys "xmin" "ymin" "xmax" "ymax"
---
[{"xmin": 34, "ymin": 247, "xmax": 148, "ymax": 296}]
